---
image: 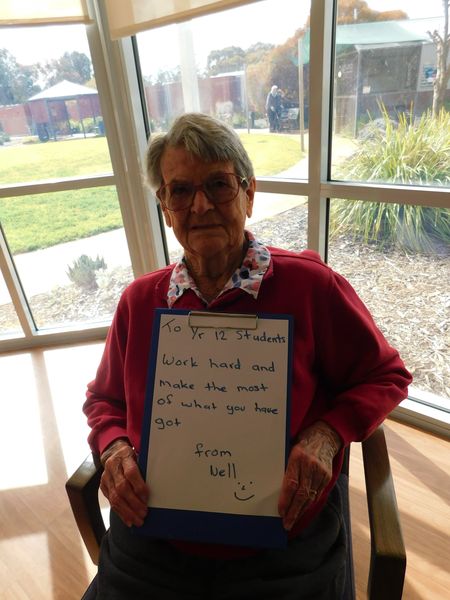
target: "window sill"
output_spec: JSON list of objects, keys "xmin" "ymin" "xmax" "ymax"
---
[{"xmin": 392, "ymin": 397, "xmax": 450, "ymax": 440}]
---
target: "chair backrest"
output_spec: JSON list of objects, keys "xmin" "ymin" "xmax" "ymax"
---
[
  {"xmin": 66, "ymin": 454, "xmax": 105, "ymax": 565},
  {"xmin": 362, "ymin": 427, "xmax": 406, "ymax": 599}
]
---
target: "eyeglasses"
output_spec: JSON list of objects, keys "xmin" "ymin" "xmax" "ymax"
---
[{"xmin": 157, "ymin": 172, "xmax": 248, "ymax": 212}]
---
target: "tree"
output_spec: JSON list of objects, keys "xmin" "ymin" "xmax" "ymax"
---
[
  {"xmin": 206, "ymin": 46, "xmax": 246, "ymax": 76},
  {"xmin": 12, "ymin": 63, "xmax": 41, "ymax": 102},
  {"xmin": 261, "ymin": 35, "xmax": 302, "ymax": 105},
  {"xmin": 255, "ymin": 4, "xmax": 408, "ymax": 116},
  {"xmin": 0, "ymin": 48, "xmax": 40, "ymax": 105},
  {"xmin": 39, "ymin": 51, "xmax": 92, "ymax": 87},
  {"xmin": 428, "ymin": 0, "xmax": 450, "ymax": 114},
  {"xmin": 332, "ymin": 0, "xmax": 407, "ymax": 24},
  {"xmin": 245, "ymin": 42, "xmax": 275, "ymax": 66},
  {"xmin": 153, "ymin": 67, "xmax": 181, "ymax": 85},
  {"xmin": 0, "ymin": 49, "xmax": 18, "ymax": 105},
  {"xmin": 244, "ymin": 43, "xmax": 276, "ymax": 115}
]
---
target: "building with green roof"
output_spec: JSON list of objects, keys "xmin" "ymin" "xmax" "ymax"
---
[{"xmin": 333, "ymin": 18, "xmax": 448, "ymax": 134}]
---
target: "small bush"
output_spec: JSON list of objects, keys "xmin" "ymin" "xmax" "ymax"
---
[
  {"xmin": 67, "ymin": 254, "xmax": 107, "ymax": 291},
  {"xmin": 232, "ymin": 112, "xmax": 248, "ymax": 129},
  {"xmin": 68, "ymin": 120, "xmax": 81, "ymax": 133},
  {"xmin": 22, "ymin": 136, "xmax": 40, "ymax": 145},
  {"xmin": 332, "ymin": 103, "xmax": 450, "ymax": 253},
  {"xmin": 80, "ymin": 117, "xmax": 98, "ymax": 133}
]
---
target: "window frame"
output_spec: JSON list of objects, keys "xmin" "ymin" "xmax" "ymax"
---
[{"xmin": 0, "ymin": 0, "xmax": 448, "ymax": 436}]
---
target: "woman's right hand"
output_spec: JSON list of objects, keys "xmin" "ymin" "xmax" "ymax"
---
[{"xmin": 100, "ymin": 439, "xmax": 150, "ymax": 527}]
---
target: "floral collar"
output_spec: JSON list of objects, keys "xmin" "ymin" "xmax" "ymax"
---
[{"xmin": 167, "ymin": 231, "xmax": 271, "ymax": 307}]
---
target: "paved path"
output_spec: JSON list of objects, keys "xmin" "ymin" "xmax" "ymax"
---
[{"xmin": 1, "ymin": 229, "xmax": 131, "ymax": 304}]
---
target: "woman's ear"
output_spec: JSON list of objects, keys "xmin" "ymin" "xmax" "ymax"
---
[
  {"xmin": 162, "ymin": 207, "xmax": 173, "ymax": 228},
  {"xmin": 245, "ymin": 177, "xmax": 256, "ymax": 218},
  {"xmin": 157, "ymin": 190, "xmax": 173, "ymax": 228}
]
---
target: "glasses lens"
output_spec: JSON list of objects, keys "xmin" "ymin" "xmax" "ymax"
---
[
  {"xmin": 164, "ymin": 181, "xmax": 194, "ymax": 211},
  {"xmin": 161, "ymin": 173, "xmax": 242, "ymax": 211},
  {"xmin": 204, "ymin": 174, "xmax": 239, "ymax": 204}
]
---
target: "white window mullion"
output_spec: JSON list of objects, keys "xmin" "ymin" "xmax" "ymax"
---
[
  {"xmin": 307, "ymin": 0, "xmax": 335, "ymax": 259},
  {"xmin": 118, "ymin": 36, "xmax": 168, "ymax": 271},
  {"xmin": 0, "ymin": 231, "xmax": 36, "ymax": 337},
  {"xmin": 321, "ymin": 181, "xmax": 450, "ymax": 209},
  {"xmin": 0, "ymin": 175, "xmax": 115, "ymax": 200},
  {"xmin": 86, "ymin": 0, "xmax": 166, "ymax": 278}
]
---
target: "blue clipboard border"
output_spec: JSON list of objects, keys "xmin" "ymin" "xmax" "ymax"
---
[{"xmin": 136, "ymin": 308, "xmax": 293, "ymax": 549}]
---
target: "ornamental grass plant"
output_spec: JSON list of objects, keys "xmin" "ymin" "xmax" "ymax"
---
[{"xmin": 331, "ymin": 104, "xmax": 450, "ymax": 253}]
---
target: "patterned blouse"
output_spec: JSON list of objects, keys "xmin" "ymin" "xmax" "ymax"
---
[{"xmin": 167, "ymin": 231, "xmax": 271, "ymax": 307}]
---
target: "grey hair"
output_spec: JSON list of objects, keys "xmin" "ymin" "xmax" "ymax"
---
[{"xmin": 145, "ymin": 112, "xmax": 254, "ymax": 191}]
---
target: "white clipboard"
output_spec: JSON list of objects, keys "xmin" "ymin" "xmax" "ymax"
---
[{"xmin": 137, "ymin": 308, "xmax": 293, "ymax": 548}]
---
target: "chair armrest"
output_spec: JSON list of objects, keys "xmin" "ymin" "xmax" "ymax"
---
[
  {"xmin": 65, "ymin": 454, "xmax": 105, "ymax": 565},
  {"xmin": 362, "ymin": 426, "xmax": 406, "ymax": 600}
]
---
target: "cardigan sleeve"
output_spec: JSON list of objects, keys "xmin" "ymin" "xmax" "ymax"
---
[
  {"xmin": 83, "ymin": 294, "xmax": 130, "ymax": 455},
  {"xmin": 314, "ymin": 267, "xmax": 412, "ymax": 447},
  {"xmin": 83, "ymin": 266, "xmax": 172, "ymax": 455}
]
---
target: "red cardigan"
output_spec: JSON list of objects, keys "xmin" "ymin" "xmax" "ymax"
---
[{"xmin": 84, "ymin": 247, "xmax": 412, "ymax": 555}]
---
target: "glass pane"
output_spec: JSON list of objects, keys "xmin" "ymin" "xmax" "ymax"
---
[
  {"xmin": 164, "ymin": 192, "xmax": 308, "ymax": 263},
  {"xmin": 249, "ymin": 193, "xmax": 307, "ymax": 251},
  {"xmin": 0, "ymin": 275, "xmax": 23, "ymax": 339},
  {"xmin": 0, "ymin": 188, "xmax": 133, "ymax": 330},
  {"xmin": 0, "ymin": 136, "xmax": 111, "ymax": 185},
  {"xmin": 0, "ymin": 24, "xmax": 111, "ymax": 184},
  {"xmin": 331, "ymin": 2, "xmax": 449, "ymax": 186},
  {"xmin": 135, "ymin": 0, "xmax": 311, "ymax": 258},
  {"xmin": 328, "ymin": 198, "xmax": 450, "ymax": 410},
  {"xmin": 135, "ymin": 0, "xmax": 310, "ymax": 180}
]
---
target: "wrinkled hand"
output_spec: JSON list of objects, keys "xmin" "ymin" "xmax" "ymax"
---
[
  {"xmin": 278, "ymin": 421, "xmax": 341, "ymax": 531},
  {"xmin": 100, "ymin": 439, "xmax": 149, "ymax": 527}
]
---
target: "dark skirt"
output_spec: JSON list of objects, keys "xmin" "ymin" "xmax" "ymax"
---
[{"xmin": 94, "ymin": 485, "xmax": 346, "ymax": 600}]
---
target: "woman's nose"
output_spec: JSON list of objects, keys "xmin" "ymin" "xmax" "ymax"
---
[{"xmin": 190, "ymin": 188, "xmax": 214, "ymax": 214}]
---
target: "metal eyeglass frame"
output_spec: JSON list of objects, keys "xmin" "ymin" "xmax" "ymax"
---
[{"xmin": 157, "ymin": 172, "xmax": 248, "ymax": 212}]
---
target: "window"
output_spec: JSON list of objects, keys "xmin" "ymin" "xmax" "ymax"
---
[
  {"xmin": 328, "ymin": 199, "xmax": 449, "ymax": 412},
  {"xmin": 134, "ymin": 0, "xmax": 311, "ymax": 255},
  {"xmin": 0, "ymin": 275, "xmax": 22, "ymax": 339},
  {"xmin": 0, "ymin": 24, "xmax": 133, "ymax": 341},
  {"xmin": 0, "ymin": 0, "xmax": 448, "ymax": 431},
  {"xmin": 330, "ymin": 0, "xmax": 450, "ymax": 415},
  {"xmin": 130, "ymin": 0, "xmax": 449, "ymax": 421}
]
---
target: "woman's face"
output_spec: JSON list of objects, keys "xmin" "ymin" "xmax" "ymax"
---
[{"xmin": 160, "ymin": 146, "xmax": 255, "ymax": 265}]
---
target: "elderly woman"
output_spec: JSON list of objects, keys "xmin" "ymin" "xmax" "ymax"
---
[{"xmin": 83, "ymin": 113, "xmax": 411, "ymax": 599}]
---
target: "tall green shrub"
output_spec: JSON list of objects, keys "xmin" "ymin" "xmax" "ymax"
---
[{"xmin": 331, "ymin": 105, "xmax": 450, "ymax": 253}]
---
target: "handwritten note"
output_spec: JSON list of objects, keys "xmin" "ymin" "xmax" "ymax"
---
[{"xmin": 138, "ymin": 309, "xmax": 292, "ymax": 546}]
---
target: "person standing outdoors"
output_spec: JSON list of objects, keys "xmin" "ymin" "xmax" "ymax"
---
[{"xmin": 265, "ymin": 85, "xmax": 282, "ymax": 132}]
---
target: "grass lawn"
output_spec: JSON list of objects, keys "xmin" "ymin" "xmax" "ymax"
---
[
  {"xmin": 1, "ymin": 187, "xmax": 121, "ymax": 254},
  {"xmin": 0, "ymin": 137, "xmax": 112, "ymax": 183},
  {"xmin": 0, "ymin": 133, "xmax": 303, "ymax": 254},
  {"xmin": 238, "ymin": 132, "xmax": 303, "ymax": 175}
]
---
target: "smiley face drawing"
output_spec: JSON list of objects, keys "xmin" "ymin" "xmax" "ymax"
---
[{"xmin": 234, "ymin": 480, "xmax": 255, "ymax": 501}]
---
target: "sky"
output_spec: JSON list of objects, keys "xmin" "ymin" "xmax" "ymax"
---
[{"xmin": 0, "ymin": 0, "xmax": 445, "ymax": 71}]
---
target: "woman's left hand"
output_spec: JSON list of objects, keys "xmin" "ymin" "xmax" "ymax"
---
[{"xmin": 278, "ymin": 421, "xmax": 341, "ymax": 531}]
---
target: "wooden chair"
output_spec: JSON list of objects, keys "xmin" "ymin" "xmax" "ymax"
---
[{"xmin": 66, "ymin": 425, "xmax": 406, "ymax": 599}]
